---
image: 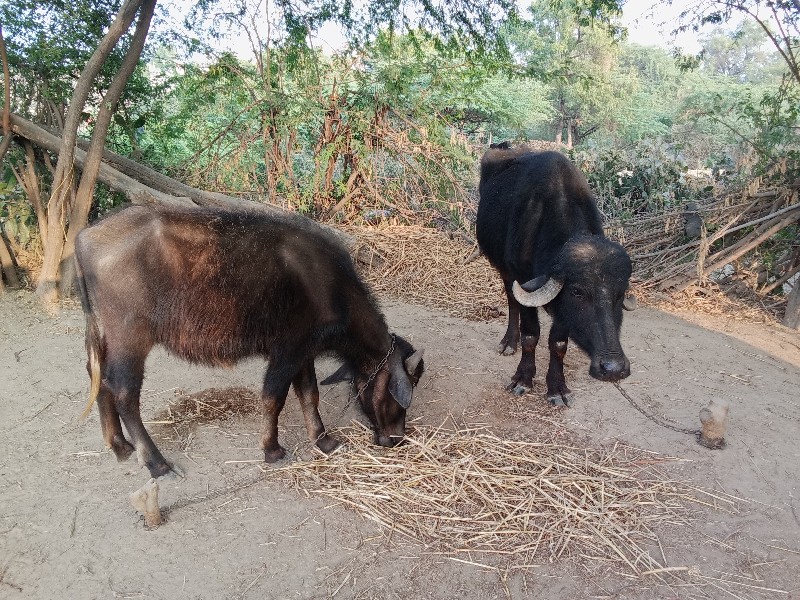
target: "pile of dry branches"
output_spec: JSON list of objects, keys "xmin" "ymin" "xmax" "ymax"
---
[
  {"xmin": 274, "ymin": 423, "xmax": 738, "ymax": 578},
  {"xmin": 611, "ymin": 163, "xmax": 799, "ymax": 296}
]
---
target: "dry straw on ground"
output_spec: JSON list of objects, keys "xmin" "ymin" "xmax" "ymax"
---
[
  {"xmin": 345, "ymin": 225, "xmax": 504, "ymax": 321},
  {"xmin": 156, "ymin": 389, "xmax": 780, "ymax": 597},
  {"xmin": 150, "ymin": 387, "xmax": 260, "ymax": 447},
  {"xmin": 273, "ymin": 422, "xmax": 739, "ymax": 579}
]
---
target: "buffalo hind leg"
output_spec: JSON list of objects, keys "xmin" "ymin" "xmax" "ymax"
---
[
  {"xmin": 545, "ymin": 326, "xmax": 573, "ymax": 406},
  {"xmin": 293, "ymin": 361, "xmax": 339, "ymax": 454},
  {"xmin": 96, "ymin": 386, "xmax": 135, "ymax": 461},
  {"xmin": 498, "ymin": 279, "xmax": 521, "ymax": 355},
  {"xmin": 89, "ymin": 356, "xmax": 136, "ymax": 460},
  {"xmin": 106, "ymin": 358, "xmax": 177, "ymax": 478},
  {"xmin": 260, "ymin": 362, "xmax": 296, "ymax": 463},
  {"xmin": 506, "ymin": 306, "xmax": 540, "ymax": 395}
]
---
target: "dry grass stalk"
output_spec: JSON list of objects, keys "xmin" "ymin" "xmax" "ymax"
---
[{"xmin": 270, "ymin": 424, "xmax": 739, "ymax": 579}]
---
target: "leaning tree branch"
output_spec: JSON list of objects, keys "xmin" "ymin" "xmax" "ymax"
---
[
  {"xmin": 761, "ymin": 262, "xmax": 800, "ymax": 296},
  {"xmin": 708, "ymin": 201, "xmax": 800, "ymax": 246},
  {"xmin": 10, "ymin": 113, "xmax": 188, "ymax": 206},
  {"xmin": 7, "ymin": 113, "xmax": 368, "ymax": 258},
  {"xmin": 702, "ymin": 213, "xmax": 799, "ymax": 278}
]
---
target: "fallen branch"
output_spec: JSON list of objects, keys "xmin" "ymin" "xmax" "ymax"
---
[{"xmin": 7, "ymin": 112, "xmax": 359, "ymax": 253}]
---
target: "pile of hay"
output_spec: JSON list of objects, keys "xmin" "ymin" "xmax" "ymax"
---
[
  {"xmin": 150, "ymin": 387, "xmax": 260, "ymax": 445},
  {"xmin": 345, "ymin": 225, "xmax": 504, "ymax": 321},
  {"xmin": 274, "ymin": 423, "xmax": 738, "ymax": 576}
]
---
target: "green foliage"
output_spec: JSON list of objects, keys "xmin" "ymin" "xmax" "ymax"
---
[
  {"xmin": 187, "ymin": 0, "xmax": 519, "ymax": 63},
  {"xmin": 698, "ymin": 21, "xmax": 785, "ymax": 84},
  {"xmin": 0, "ymin": 169, "xmax": 35, "ymax": 249},
  {"xmin": 0, "ymin": 0, "xmax": 169, "ymax": 126},
  {"xmin": 572, "ymin": 141, "xmax": 702, "ymax": 221},
  {"xmin": 505, "ymin": 0, "xmax": 630, "ymax": 145}
]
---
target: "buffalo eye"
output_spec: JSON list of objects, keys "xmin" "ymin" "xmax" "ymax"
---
[{"xmin": 570, "ymin": 287, "xmax": 586, "ymax": 300}]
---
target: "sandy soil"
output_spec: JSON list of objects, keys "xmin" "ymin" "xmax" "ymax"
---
[{"xmin": 1, "ymin": 289, "xmax": 799, "ymax": 599}]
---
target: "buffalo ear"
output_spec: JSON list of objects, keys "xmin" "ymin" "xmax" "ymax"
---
[
  {"xmin": 388, "ymin": 356, "xmax": 414, "ymax": 409},
  {"xmin": 320, "ymin": 364, "xmax": 353, "ymax": 385},
  {"xmin": 623, "ymin": 294, "xmax": 638, "ymax": 311},
  {"xmin": 512, "ymin": 276, "xmax": 564, "ymax": 307},
  {"xmin": 389, "ymin": 373, "xmax": 413, "ymax": 409}
]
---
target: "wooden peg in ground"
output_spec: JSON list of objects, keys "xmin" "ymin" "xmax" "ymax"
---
[
  {"xmin": 130, "ymin": 478, "xmax": 162, "ymax": 528},
  {"xmin": 698, "ymin": 398, "xmax": 729, "ymax": 449}
]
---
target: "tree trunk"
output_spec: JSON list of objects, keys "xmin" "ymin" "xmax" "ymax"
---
[
  {"xmin": 0, "ymin": 23, "xmax": 12, "ymax": 165},
  {"xmin": 60, "ymin": 0, "xmax": 157, "ymax": 296},
  {"xmin": 36, "ymin": 0, "xmax": 144, "ymax": 306},
  {"xmin": 554, "ymin": 121, "xmax": 563, "ymax": 145}
]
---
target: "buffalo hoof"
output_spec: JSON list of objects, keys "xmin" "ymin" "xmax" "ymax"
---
[
  {"xmin": 547, "ymin": 393, "xmax": 574, "ymax": 407},
  {"xmin": 263, "ymin": 445, "xmax": 287, "ymax": 463},
  {"xmin": 315, "ymin": 435, "xmax": 340, "ymax": 454},
  {"xmin": 498, "ymin": 343, "xmax": 517, "ymax": 356},
  {"xmin": 150, "ymin": 463, "xmax": 185, "ymax": 481},
  {"xmin": 147, "ymin": 460, "xmax": 184, "ymax": 480},
  {"xmin": 506, "ymin": 382, "xmax": 531, "ymax": 396}
]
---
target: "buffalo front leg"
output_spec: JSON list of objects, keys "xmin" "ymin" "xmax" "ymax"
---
[
  {"xmin": 293, "ymin": 361, "xmax": 340, "ymax": 455},
  {"xmin": 506, "ymin": 307, "xmax": 540, "ymax": 396},
  {"xmin": 545, "ymin": 325, "xmax": 573, "ymax": 406},
  {"xmin": 498, "ymin": 278, "xmax": 521, "ymax": 355}
]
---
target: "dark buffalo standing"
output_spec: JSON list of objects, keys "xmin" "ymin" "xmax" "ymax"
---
[
  {"xmin": 476, "ymin": 146, "xmax": 634, "ymax": 405},
  {"xmin": 75, "ymin": 205, "xmax": 424, "ymax": 478}
]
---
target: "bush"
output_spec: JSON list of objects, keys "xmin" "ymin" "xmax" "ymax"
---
[{"xmin": 571, "ymin": 141, "xmax": 710, "ymax": 222}]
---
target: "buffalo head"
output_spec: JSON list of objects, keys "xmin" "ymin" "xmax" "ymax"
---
[
  {"xmin": 322, "ymin": 335, "xmax": 424, "ymax": 447},
  {"xmin": 512, "ymin": 235, "xmax": 633, "ymax": 382}
]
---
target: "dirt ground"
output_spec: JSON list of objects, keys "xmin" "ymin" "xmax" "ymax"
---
[{"xmin": 1, "ymin": 288, "xmax": 799, "ymax": 599}]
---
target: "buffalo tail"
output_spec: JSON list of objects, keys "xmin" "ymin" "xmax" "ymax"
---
[{"xmin": 75, "ymin": 254, "xmax": 103, "ymax": 421}]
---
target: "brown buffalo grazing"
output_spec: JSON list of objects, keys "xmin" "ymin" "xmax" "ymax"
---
[{"xmin": 75, "ymin": 205, "xmax": 424, "ymax": 478}]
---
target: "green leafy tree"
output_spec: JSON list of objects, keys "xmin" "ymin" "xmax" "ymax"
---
[
  {"xmin": 675, "ymin": 0, "xmax": 799, "ymax": 86},
  {"xmin": 508, "ymin": 0, "xmax": 631, "ymax": 147},
  {"xmin": 699, "ymin": 20, "xmax": 785, "ymax": 83}
]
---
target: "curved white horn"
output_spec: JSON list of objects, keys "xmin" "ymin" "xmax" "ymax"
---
[
  {"xmin": 623, "ymin": 294, "xmax": 638, "ymax": 311},
  {"xmin": 404, "ymin": 349, "xmax": 425, "ymax": 375},
  {"xmin": 512, "ymin": 278, "xmax": 563, "ymax": 307}
]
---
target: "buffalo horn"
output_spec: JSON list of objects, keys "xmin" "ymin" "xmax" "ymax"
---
[
  {"xmin": 404, "ymin": 349, "xmax": 425, "ymax": 375},
  {"xmin": 623, "ymin": 294, "xmax": 638, "ymax": 311},
  {"xmin": 512, "ymin": 277, "xmax": 563, "ymax": 307}
]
